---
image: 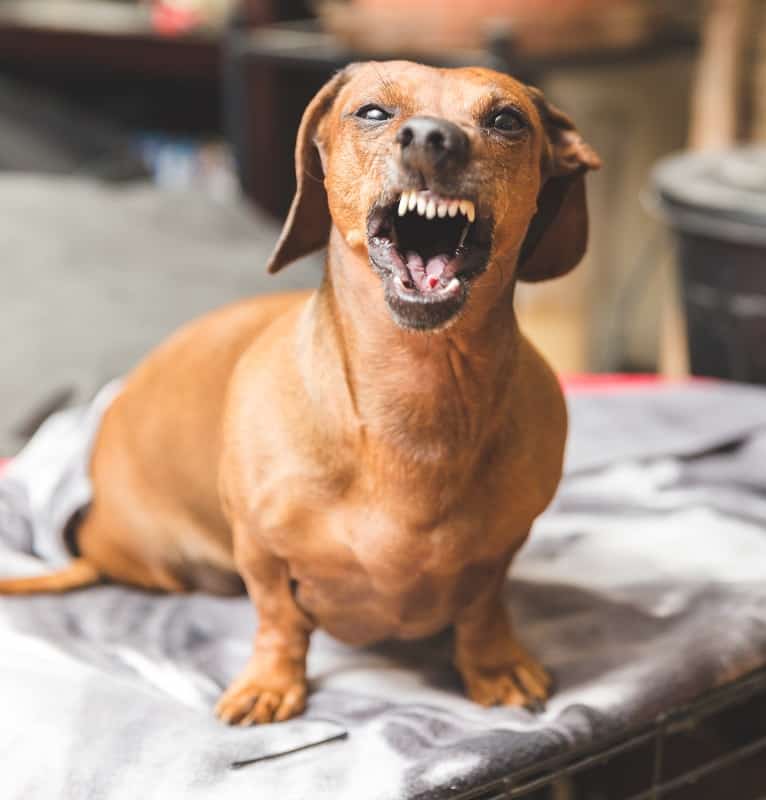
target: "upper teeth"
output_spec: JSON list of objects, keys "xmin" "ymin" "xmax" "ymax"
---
[{"xmin": 397, "ymin": 191, "xmax": 475, "ymax": 223}]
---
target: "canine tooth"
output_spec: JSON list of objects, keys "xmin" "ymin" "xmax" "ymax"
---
[
  {"xmin": 437, "ymin": 202, "xmax": 448, "ymax": 218},
  {"xmin": 408, "ymin": 192, "xmax": 418, "ymax": 211},
  {"xmin": 458, "ymin": 200, "xmax": 469, "ymax": 218},
  {"xmin": 448, "ymin": 200, "xmax": 459, "ymax": 217},
  {"xmin": 447, "ymin": 277, "xmax": 460, "ymax": 291},
  {"xmin": 417, "ymin": 194, "xmax": 427, "ymax": 215},
  {"xmin": 398, "ymin": 193, "xmax": 409, "ymax": 217},
  {"xmin": 426, "ymin": 199, "xmax": 436, "ymax": 219},
  {"xmin": 466, "ymin": 201, "xmax": 476, "ymax": 222},
  {"xmin": 457, "ymin": 222, "xmax": 470, "ymax": 249}
]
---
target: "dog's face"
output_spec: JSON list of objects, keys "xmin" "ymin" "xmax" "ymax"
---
[{"xmin": 269, "ymin": 61, "xmax": 601, "ymax": 332}]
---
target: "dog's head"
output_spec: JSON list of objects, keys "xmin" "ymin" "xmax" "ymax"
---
[{"xmin": 268, "ymin": 61, "xmax": 601, "ymax": 332}]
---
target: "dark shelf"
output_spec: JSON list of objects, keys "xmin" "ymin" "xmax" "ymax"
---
[{"xmin": 0, "ymin": 1, "xmax": 220, "ymax": 79}]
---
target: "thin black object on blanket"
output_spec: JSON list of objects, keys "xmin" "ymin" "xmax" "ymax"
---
[{"xmin": 231, "ymin": 728, "xmax": 349, "ymax": 769}]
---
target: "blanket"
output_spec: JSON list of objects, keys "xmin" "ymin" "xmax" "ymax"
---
[{"xmin": 1, "ymin": 380, "xmax": 766, "ymax": 799}]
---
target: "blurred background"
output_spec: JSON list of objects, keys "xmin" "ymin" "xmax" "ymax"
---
[{"xmin": 1, "ymin": 0, "xmax": 765, "ymax": 455}]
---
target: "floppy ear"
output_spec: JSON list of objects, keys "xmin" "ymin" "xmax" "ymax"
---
[
  {"xmin": 516, "ymin": 91, "xmax": 602, "ymax": 283},
  {"xmin": 267, "ymin": 67, "xmax": 355, "ymax": 274}
]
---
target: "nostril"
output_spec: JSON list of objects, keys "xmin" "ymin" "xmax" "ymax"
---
[
  {"xmin": 425, "ymin": 130, "xmax": 446, "ymax": 151},
  {"xmin": 397, "ymin": 117, "xmax": 469, "ymax": 167},
  {"xmin": 397, "ymin": 126, "xmax": 414, "ymax": 148}
]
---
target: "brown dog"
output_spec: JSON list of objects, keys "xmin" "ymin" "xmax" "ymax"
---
[{"xmin": 0, "ymin": 62, "xmax": 600, "ymax": 725}]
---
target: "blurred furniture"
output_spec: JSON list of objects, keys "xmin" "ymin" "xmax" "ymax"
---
[
  {"xmin": 0, "ymin": 0, "xmax": 310, "ymax": 134},
  {"xmin": 0, "ymin": 1, "xmax": 218, "ymax": 77},
  {"xmin": 320, "ymin": 0, "xmax": 687, "ymax": 59},
  {"xmin": 660, "ymin": 0, "xmax": 756, "ymax": 378},
  {"xmin": 0, "ymin": 1, "xmax": 220, "ymax": 132},
  {"xmin": 653, "ymin": 146, "xmax": 766, "ymax": 385}
]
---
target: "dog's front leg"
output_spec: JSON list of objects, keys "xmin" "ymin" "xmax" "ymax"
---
[
  {"xmin": 216, "ymin": 532, "xmax": 314, "ymax": 726},
  {"xmin": 454, "ymin": 576, "xmax": 551, "ymax": 711}
]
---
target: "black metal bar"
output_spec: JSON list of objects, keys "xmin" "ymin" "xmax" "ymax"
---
[
  {"xmin": 624, "ymin": 734, "xmax": 766, "ymax": 800},
  {"xmin": 506, "ymin": 730, "xmax": 659, "ymax": 798},
  {"xmin": 447, "ymin": 668, "xmax": 766, "ymax": 800},
  {"xmin": 650, "ymin": 718, "xmax": 665, "ymax": 800}
]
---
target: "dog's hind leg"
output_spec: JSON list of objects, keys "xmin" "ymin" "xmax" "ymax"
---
[{"xmin": 0, "ymin": 558, "xmax": 102, "ymax": 595}]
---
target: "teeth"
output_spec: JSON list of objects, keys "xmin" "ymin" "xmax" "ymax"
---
[
  {"xmin": 459, "ymin": 200, "xmax": 476, "ymax": 222},
  {"xmin": 395, "ymin": 193, "xmax": 476, "ymax": 222},
  {"xmin": 446, "ymin": 277, "xmax": 460, "ymax": 291}
]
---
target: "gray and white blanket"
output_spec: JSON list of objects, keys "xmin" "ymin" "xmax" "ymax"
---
[{"xmin": 1, "ymin": 380, "xmax": 766, "ymax": 799}]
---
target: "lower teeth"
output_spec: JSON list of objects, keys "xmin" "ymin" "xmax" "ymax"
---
[{"xmin": 395, "ymin": 275, "xmax": 460, "ymax": 293}]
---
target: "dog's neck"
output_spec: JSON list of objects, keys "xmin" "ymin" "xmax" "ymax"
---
[{"xmin": 300, "ymin": 229, "xmax": 521, "ymax": 463}]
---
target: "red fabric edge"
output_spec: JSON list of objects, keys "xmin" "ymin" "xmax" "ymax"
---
[
  {"xmin": 560, "ymin": 373, "xmax": 713, "ymax": 392},
  {"xmin": 562, "ymin": 373, "xmax": 662, "ymax": 391}
]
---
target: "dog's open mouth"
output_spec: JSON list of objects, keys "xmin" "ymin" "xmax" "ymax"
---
[{"xmin": 367, "ymin": 190, "xmax": 492, "ymax": 330}]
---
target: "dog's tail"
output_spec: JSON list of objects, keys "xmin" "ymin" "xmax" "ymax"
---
[{"xmin": 0, "ymin": 558, "xmax": 102, "ymax": 595}]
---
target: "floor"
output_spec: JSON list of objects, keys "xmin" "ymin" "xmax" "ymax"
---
[{"xmin": 1, "ymin": 174, "xmax": 320, "ymax": 455}]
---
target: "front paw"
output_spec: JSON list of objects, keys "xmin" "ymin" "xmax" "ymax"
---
[
  {"xmin": 215, "ymin": 672, "xmax": 307, "ymax": 725},
  {"xmin": 459, "ymin": 649, "xmax": 551, "ymax": 711}
]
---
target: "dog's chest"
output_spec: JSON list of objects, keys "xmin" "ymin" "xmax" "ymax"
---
[
  {"xmin": 264, "ymin": 492, "xmax": 526, "ymax": 645},
  {"xmin": 241, "ymin": 413, "xmax": 557, "ymax": 644}
]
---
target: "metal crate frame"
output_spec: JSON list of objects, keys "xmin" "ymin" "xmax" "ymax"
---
[{"xmin": 450, "ymin": 667, "xmax": 766, "ymax": 800}]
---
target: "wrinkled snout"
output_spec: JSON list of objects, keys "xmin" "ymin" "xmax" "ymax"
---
[{"xmin": 396, "ymin": 116, "xmax": 469, "ymax": 179}]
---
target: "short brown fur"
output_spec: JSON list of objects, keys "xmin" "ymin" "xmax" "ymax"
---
[{"xmin": 0, "ymin": 62, "xmax": 600, "ymax": 724}]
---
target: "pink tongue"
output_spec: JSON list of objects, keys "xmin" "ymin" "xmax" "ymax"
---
[{"xmin": 405, "ymin": 252, "xmax": 450, "ymax": 292}]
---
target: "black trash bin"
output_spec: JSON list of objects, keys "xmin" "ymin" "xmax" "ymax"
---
[{"xmin": 652, "ymin": 147, "xmax": 766, "ymax": 384}]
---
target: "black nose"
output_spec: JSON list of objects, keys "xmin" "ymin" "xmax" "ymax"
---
[{"xmin": 396, "ymin": 116, "xmax": 469, "ymax": 175}]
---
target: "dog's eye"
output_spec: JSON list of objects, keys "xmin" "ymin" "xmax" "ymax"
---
[
  {"xmin": 490, "ymin": 109, "xmax": 526, "ymax": 134},
  {"xmin": 355, "ymin": 105, "xmax": 393, "ymax": 122}
]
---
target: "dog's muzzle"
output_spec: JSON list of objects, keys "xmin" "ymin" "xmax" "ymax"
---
[{"xmin": 366, "ymin": 180, "xmax": 492, "ymax": 331}]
